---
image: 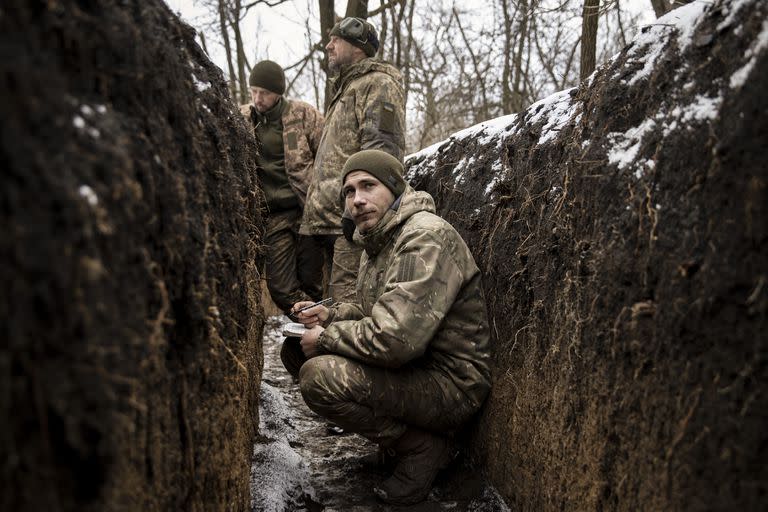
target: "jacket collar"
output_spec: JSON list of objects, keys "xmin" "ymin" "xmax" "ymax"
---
[{"xmin": 254, "ymin": 97, "xmax": 286, "ymax": 125}]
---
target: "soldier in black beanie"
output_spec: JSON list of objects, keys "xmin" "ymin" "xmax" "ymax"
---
[{"xmin": 239, "ymin": 60, "xmax": 325, "ymax": 314}]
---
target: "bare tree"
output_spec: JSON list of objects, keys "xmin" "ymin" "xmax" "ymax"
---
[
  {"xmin": 345, "ymin": 0, "xmax": 368, "ymax": 18},
  {"xmin": 185, "ymin": 0, "xmax": 658, "ymax": 151},
  {"xmin": 217, "ymin": 0, "xmax": 238, "ymax": 100},
  {"xmin": 580, "ymin": 0, "xmax": 600, "ymax": 80},
  {"xmin": 650, "ymin": 0, "xmax": 671, "ymax": 17}
]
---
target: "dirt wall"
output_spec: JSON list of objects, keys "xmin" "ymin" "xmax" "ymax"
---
[
  {"xmin": 0, "ymin": 1, "xmax": 264, "ymax": 510},
  {"xmin": 407, "ymin": 1, "xmax": 767, "ymax": 510}
]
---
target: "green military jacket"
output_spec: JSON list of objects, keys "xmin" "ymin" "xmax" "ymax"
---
[
  {"xmin": 240, "ymin": 98, "xmax": 324, "ymax": 207},
  {"xmin": 318, "ymin": 187, "xmax": 492, "ymax": 409},
  {"xmin": 300, "ymin": 59, "xmax": 406, "ymax": 235}
]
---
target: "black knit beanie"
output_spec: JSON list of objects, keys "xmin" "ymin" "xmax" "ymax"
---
[
  {"xmin": 248, "ymin": 60, "xmax": 285, "ymax": 95},
  {"xmin": 342, "ymin": 150, "xmax": 406, "ymax": 197},
  {"xmin": 329, "ymin": 17, "xmax": 380, "ymax": 58}
]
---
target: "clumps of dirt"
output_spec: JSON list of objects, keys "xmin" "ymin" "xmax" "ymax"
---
[
  {"xmin": 406, "ymin": 1, "xmax": 767, "ymax": 510},
  {"xmin": 0, "ymin": 1, "xmax": 264, "ymax": 510}
]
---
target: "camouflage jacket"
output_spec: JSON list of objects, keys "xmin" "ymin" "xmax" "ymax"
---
[
  {"xmin": 318, "ymin": 187, "xmax": 492, "ymax": 408},
  {"xmin": 239, "ymin": 98, "xmax": 324, "ymax": 206},
  {"xmin": 299, "ymin": 59, "xmax": 406, "ymax": 235}
]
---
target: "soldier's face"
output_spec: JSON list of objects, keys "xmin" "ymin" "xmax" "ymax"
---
[
  {"xmin": 343, "ymin": 171, "xmax": 395, "ymax": 233},
  {"xmin": 250, "ymin": 86, "xmax": 280, "ymax": 113},
  {"xmin": 326, "ymin": 35, "xmax": 363, "ymax": 72}
]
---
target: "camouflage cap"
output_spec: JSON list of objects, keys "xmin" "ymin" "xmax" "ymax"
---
[{"xmin": 342, "ymin": 149, "xmax": 406, "ymax": 197}]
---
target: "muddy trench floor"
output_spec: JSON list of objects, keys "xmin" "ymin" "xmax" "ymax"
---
[{"xmin": 250, "ymin": 316, "xmax": 509, "ymax": 512}]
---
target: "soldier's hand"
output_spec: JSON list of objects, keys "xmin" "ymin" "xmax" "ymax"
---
[
  {"xmin": 300, "ymin": 326, "xmax": 324, "ymax": 358},
  {"xmin": 291, "ymin": 301, "xmax": 330, "ymax": 328}
]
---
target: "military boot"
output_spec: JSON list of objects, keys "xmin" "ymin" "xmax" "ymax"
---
[
  {"xmin": 372, "ymin": 428, "xmax": 454, "ymax": 505},
  {"xmin": 359, "ymin": 445, "xmax": 397, "ymax": 470}
]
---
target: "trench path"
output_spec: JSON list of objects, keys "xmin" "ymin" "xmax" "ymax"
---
[{"xmin": 250, "ymin": 316, "xmax": 510, "ymax": 512}]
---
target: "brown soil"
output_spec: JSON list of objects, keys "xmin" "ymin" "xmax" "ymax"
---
[
  {"xmin": 406, "ymin": 1, "xmax": 767, "ymax": 510},
  {"xmin": 0, "ymin": 1, "xmax": 264, "ymax": 510}
]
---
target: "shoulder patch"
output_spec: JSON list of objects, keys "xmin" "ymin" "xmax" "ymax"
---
[
  {"xmin": 396, "ymin": 253, "xmax": 417, "ymax": 283},
  {"xmin": 286, "ymin": 131, "xmax": 298, "ymax": 150},
  {"xmin": 379, "ymin": 101, "xmax": 396, "ymax": 133}
]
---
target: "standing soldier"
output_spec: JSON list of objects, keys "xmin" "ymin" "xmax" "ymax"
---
[
  {"xmin": 240, "ymin": 60, "xmax": 324, "ymax": 313},
  {"xmin": 300, "ymin": 17, "xmax": 406, "ymax": 303}
]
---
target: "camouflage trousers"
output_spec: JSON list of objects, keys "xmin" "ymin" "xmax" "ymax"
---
[
  {"xmin": 280, "ymin": 341, "xmax": 480, "ymax": 446},
  {"xmin": 306, "ymin": 234, "xmax": 362, "ymax": 304},
  {"xmin": 265, "ymin": 209, "xmax": 323, "ymax": 312}
]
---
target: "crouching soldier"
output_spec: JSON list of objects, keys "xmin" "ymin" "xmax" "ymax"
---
[
  {"xmin": 240, "ymin": 59, "xmax": 324, "ymax": 313},
  {"xmin": 283, "ymin": 149, "xmax": 492, "ymax": 505}
]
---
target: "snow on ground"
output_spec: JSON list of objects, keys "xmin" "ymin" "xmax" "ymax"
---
[
  {"xmin": 250, "ymin": 318, "xmax": 316, "ymax": 512},
  {"xmin": 250, "ymin": 316, "xmax": 512, "ymax": 511}
]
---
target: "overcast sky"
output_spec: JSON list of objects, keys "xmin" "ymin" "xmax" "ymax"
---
[{"xmin": 167, "ymin": 0, "xmax": 318, "ymax": 75}]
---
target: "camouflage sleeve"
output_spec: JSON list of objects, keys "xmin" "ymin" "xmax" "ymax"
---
[
  {"xmin": 319, "ymin": 228, "xmax": 465, "ymax": 368},
  {"xmin": 307, "ymin": 105, "xmax": 324, "ymax": 155},
  {"xmin": 323, "ymin": 302, "xmax": 366, "ymax": 326},
  {"xmin": 356, "ymin": 74, "xmax": 405, "ymax": 160}
]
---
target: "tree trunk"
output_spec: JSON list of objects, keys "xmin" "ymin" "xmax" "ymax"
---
[
  {"xmin": 318, "ymin": 0, "xmax": 335, "ymax": 109},
  {"xmin": 580, "ymin": 0, "xmax": 599, "ymax": 81},
  {"xmin": 511, "ymin": 0, "xmax": 528, "ymax": 113},
  {"xmin": 501, "ymin": 0, "xmax": 514, "ymax": 114},
  {"xmin": 345, "ymin": 0, "xmax": 368, "ymax": 18},
  {"xmin": 650, "ymin": 0, "xmax": 671, "ymax": 17},
  {"xmin": 231, "ymin": 0, "xmax": 249, "ymax": 104},
  {"xmin": 218, "ymin": 0, "xmax": 238, "ymax": 101}
]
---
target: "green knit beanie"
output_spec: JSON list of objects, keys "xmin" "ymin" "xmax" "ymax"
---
[
  {"xmin": 329, "ymin": 17, "xmax": 379, "ymax": 58},
  {"xmin": 248, "ymin": 60, "xmax": 285, "ymax": 95},
  {"xmin": 342, "ymin": 149, "xmax": 406, "ymax": 197}
]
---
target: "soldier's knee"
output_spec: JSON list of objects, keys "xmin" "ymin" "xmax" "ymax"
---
[
  {"xmin": 279, "ymin": 340, "xmax": 304, "ymax": 380},
  {"xmin": 298, "ymin": 355, "xmax": 346, "ymax": 405}
]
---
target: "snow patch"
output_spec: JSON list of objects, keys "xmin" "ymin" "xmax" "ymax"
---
[
  {"xmin": 250, "ymin": 382, "xmax": 315, "ymax": 511},
  {"xmin": 624, "ymin": 1, "xmax": 708, "ymax": 86},
  {"xmin": 730, "ymin": 17, "xmax": 768, "ymax": 89},
  {"xmin": 607, "ymin": 119, "xmax": 656, "ymax": 171},
  {"xmin": 78, "ymin": 185, "xmax": 98, "ymax": 206},
  {"xmin": 193, "ymin": 73, "xmax": 211, "ymax": 92},
  {"xmin": 524, "ymin": 88, "xmax": 580, "ymax": 145},
  {"xmin": 662, "ymin": 0, "xmax": 710, "ymax": 52},
  {"xmin": 717, "ymin": 0, "xmax": 756, "ymax": 32}
]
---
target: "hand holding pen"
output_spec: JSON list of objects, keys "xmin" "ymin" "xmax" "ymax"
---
[{"xmin": 290, "ymin": 298, "xmax": 333, "ymax": 328}]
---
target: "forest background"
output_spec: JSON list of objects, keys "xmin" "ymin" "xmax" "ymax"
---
[{"xmin": 169, "ymin": 0, "xmax": 684, "ymax": 153}]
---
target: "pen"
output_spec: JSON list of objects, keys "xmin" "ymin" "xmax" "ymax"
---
[{"xmin": 294, "ymin": 297, "xmax": 334, "ymax": 314}]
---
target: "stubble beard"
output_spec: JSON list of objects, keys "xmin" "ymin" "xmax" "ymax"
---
[{"xmin": 328, "ymin": 51, "xmax": 355, "ymax": 74}]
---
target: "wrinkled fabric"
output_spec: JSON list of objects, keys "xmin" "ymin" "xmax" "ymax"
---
[
  {"xmin": 300, "ymin": 59, "xmax": 406, "ymax": 236},
  {"xmin": 328, "ymin": 235, "xmax": 363, "ymax": 303},
  {"xmin": 240, "ymin": 98, "xmax": 323, "ymax": 206},
  {"xmin": 318, "ymin": 187, "xmax": 492, "ymax": 410},
  {"xmin": 264, "ymin": 209, "xmax": 323, "ymax": 312}
]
